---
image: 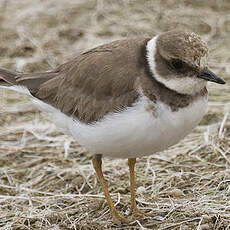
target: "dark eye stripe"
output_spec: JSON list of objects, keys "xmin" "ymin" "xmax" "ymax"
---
[
  {"xmin": 170, "ymin": 59, "xmax": 183, "ymax": 70},
  {"xmin": 168, "ymin": 59, "xmax": 195, "ymax": 74}
]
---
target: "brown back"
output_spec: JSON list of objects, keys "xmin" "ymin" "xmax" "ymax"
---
[
  {"xmin": 12, "ymin": 37, "xmax": 206, "ymax": 123},
  {"xmin": 34, "ymin": 39, "xmax": 150, "ymax": 123}
]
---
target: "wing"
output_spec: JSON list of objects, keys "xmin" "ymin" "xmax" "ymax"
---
[{"xmin": 34, "ymin": 38, "xmax": 149, "ymax": 123}]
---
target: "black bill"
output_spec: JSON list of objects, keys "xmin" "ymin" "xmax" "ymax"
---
[{"xmin": 198, "ymin": 68, "xmax": 225, "ymax": 84}]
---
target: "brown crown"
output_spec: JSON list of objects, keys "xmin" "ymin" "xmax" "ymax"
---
[{"xmin": 157, "ymin": 30, "xmax": 209, "ymax": 68}]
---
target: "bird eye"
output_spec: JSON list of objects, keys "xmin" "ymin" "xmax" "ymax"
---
[{"xmin": 170, "ymin": 59, "xmax": 184, "ymax": 70}]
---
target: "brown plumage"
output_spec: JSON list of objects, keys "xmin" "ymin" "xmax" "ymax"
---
[
  {"xmin": 0, "ymin": 34, "xmax": 208, "ymax": 123},
  {"xmin": 0, "ymin": 30, "xmax": 225, "ymax": 224},
  {"xmin": 157, "ymin": 30, "xmax": 208, "ymax": 67}
]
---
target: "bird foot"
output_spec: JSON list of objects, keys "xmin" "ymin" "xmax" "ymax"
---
[
  {"xmin": 129, "ymin": 207, "xmax": 148, "ymax": 217},
  {"xmin": 112, "ymin": 209, "xmax": 133, "ymax": 224}
]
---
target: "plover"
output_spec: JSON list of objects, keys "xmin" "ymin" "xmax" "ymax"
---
[{"xmin": 0, "ymin": 30, "xmax": 225, "ymax": 223}]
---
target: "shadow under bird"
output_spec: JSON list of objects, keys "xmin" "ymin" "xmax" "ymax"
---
[{"xmin": 0, "ymin": 30, "xmax": 225, "ymax": 224}]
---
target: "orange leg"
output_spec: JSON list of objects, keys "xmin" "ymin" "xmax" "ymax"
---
[
  {"xmin": 92, "ymin": 155, "xmax": 132, "ymax": 224},
  {"xmin": 128, "ymin": 158, "xmax": 145, "ymax": 216}
]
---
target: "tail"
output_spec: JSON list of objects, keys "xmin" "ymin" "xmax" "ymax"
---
[{"xmin": 0, "ymin": 68, "xmax": 58, "ymax": 95}]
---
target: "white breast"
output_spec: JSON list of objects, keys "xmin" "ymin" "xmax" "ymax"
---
[
  {"xmin": 2, "ymin": 85, "xmax": 208, "ymax": 159},
  {"xmin": 66, "ymin": 94, "xmax": 208, "ymax": 158}
]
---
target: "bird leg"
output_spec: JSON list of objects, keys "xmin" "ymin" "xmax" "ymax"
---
[
  {"xmin": 128, "ymin": 158, "xmax": 145, "ymax": 216},
  {"xmin": 92, "ymin": 155, "xmax": 131, "ymax": 224}
]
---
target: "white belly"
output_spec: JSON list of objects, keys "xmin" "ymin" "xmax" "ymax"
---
[
  {"xmin": 66, "ymin": 95, "xmax": 208, "ymax": 158},
  {"xmin": 2, "ymin": 85, "xmax": 208, "ymax": 159}
]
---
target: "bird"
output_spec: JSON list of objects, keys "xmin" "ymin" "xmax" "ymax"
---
[{"xmin": 0, "ymin": 30, "xmax": 225, "ymax": 224}]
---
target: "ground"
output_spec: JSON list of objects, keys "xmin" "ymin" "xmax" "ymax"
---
[{"xmin": 0, "ymin": 0, "xmax": 230, "ymax": 229}]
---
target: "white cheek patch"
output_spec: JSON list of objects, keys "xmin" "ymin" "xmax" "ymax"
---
[
  {"xmin": 146, "ymin": 37, "xmax": 207, "ymax": 95},
  {"xmin": 155, "ymin": 75, "xmax": 207, "ymax": 95}
]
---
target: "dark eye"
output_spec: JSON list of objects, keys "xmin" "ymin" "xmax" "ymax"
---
[{"xmin": 170, "ymin": 59, "xmax": 184, "ymax": 70}]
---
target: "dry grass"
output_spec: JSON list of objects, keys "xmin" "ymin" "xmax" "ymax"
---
[{"xmin": 0, "ymin": 0, "xmax": 230, "ymax": 229}]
